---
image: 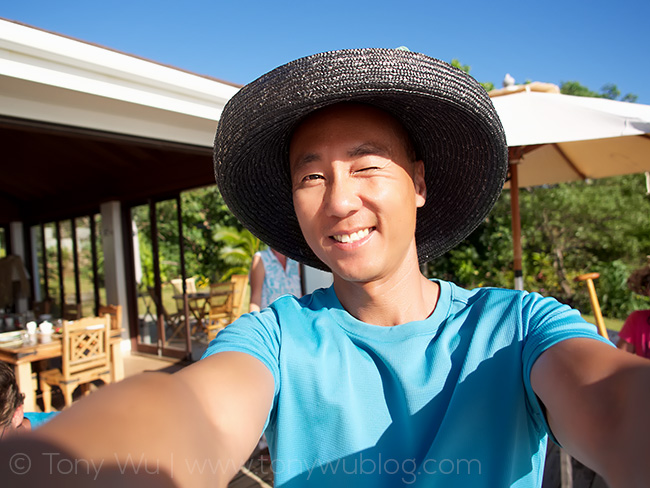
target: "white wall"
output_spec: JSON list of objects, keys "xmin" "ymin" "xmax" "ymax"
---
[
  {"xmin": 100, "ymin": 201, "xmax": 129, "ymax": 341},
  {"xmin": 302, "ymin": 265, "xmax": 333, "ymax": 295}
]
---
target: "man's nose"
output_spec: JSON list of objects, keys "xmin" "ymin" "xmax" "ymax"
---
[{"xmin": 324, "ymin": 175, "xmax": 361, "ymax": 218}]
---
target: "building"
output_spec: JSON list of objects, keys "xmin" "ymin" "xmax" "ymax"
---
[{"xmin": 1, "ymin": 18, "xmax": 240, "ymax": 360}]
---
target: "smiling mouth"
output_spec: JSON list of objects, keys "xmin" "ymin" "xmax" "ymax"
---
[{"xmin": 331, "ymin": 228, "xmax": 372, "ymax": 243}]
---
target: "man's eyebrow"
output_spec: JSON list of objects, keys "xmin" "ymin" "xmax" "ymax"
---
[
  {"xmin": 291, "ymin": 142, "xmax": 390, "ymax": 171},
  {"xmin": 291, "ymin": 153, "xmax": 320, "ymax": 172},
  {"xmin": 348, "ymin": 143, "xmax": 390, "ymax": 157}
]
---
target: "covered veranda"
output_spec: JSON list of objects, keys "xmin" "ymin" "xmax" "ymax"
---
[{"xmin": 0, "ymin": 18, "xmax": 240, "ymax": 361}]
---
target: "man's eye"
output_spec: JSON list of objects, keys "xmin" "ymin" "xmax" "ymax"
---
[
  {"xmin": 303, "ymin": 174, "xmax": 323, "ymax": 181},
  {"xmin": 356, "ymin": 166, "xmax": 379, "ymax": 173}
]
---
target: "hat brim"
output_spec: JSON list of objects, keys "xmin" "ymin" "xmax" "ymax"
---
[{"xmin": 214, "ymin": 48, "xmax": 508, "ymax": 271}]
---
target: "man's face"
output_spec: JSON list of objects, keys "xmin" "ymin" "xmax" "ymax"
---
[{"xmin": 289, "ymin": 103, "xmax": 426, "ymax": 284}]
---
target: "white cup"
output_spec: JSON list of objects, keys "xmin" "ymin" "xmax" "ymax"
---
[
  {"xmin": 26, "ymin": 321, "xmax": 37, "ymax": 335},
  {"xmin": 39, "ymin": 321, "xmax": 53, "ymax": 334}
]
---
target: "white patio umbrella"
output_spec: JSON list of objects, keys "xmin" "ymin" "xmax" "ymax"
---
[{"xmin": 489, "ymin": 83, "xmax": 650, "ymax": 290}]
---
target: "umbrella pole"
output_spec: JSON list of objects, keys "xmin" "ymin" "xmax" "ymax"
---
[{"xmin": 510, "ymin": 161, "xmax": 524, "ymax": 290}]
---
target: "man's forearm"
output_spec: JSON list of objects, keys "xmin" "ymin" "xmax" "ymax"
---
[{"xmin": 0, "ymin": 372, "xmax": 239, "ymax": 488}]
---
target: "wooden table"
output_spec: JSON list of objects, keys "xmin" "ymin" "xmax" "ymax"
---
[
  {"xmin": 0, "ymin": 329, "xmax": 124, "ymax": 411},
  {"xmin": 173, "ymin": 292, "xmax": 210, "ymax": 333}
]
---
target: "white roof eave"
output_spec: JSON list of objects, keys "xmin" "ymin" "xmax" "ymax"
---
[{"xmin": 0, "ymin": 19, "xmax": 241, "ymax": 145}]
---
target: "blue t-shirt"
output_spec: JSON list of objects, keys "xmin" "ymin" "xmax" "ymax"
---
[
  {"xmin": 202, "ymin": 281, "xmax": 610, "ymax": 487},
  {"xmin": 24, "ymin": 411, "xmax": 58, "ymax": 429}
]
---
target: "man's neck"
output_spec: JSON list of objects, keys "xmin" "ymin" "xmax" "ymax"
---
[{"xmin": 332, "ymin": 265, "xmax": 439, "ymax": 327}]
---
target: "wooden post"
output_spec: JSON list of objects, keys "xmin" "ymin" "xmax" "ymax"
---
[{"xmin": 509, "ymin": 161, "xmax": 524, "ymax": 290}]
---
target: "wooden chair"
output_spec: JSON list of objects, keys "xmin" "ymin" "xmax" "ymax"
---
[
  {"xmin": 172, "ymin": 277, "xmax": 197, "ymax": 293},
  {"xmin": 230, "ymin": 274, "xmax": 249, "ymax": 322},
  {"xmin": 98, "ymin": 304, "xmax": 125, "ymax": 383},
  {"xmin": 171, "ymin": 277, "xmax": 197, "ymax": 299},
  {"xmin": 205, "ymin": 281, "xmax": 234, "ymax": 342},
  {"xmin": 40, "ymin": 315, "xmax": 112, "ymax": 412},
  {"xmin": 98, "ymin": 304, "xmax": 123, "ymax": 330},
  {"xmin": 170, "ymin": 277, "xmax": 197, "ymax": 324},
  {"xmin": 62, "ymin": 302, "xmax": 82, "ymax": 321}
]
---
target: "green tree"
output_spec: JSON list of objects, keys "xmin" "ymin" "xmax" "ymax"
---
[
  {"xmin": 560, "ymin": 80, "xmax": 638, "ymax": 103},
  {"xmin": 519, "ymin": 175, "xmax": 650, "ymax": 316},
  {"xmin": 180, "ymin": 186, "xmax": 240, "ymax": 281},
  {"xmin": 131, "ymin": 187, "xmax": 249, "ymax": 286},
  {"xmin": 431, "ymin": 172, "xmax": 650, "ymax": 319},
  {"xmin": 212, "ymin": 226, "xmax": 264, "ymax": 280},
  {"xmin": 427, "ymin": 191, "xmax": 515, "ymax": 289},
  {"xmin": 450, "ymin": 59, "xmax": 470, "ymax": 74},
  {"xmin": 450, "ymin": 59, "xmax": 494, "ymax": 92}
]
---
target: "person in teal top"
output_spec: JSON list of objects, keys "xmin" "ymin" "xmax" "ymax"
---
[{"xmin": 2, "ymin": 49, "xmax": 649, "ymax": 488}]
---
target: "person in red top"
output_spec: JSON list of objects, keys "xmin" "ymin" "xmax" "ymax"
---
[
  {"xmin": 617, "ymin": 264, "xmax": 650, "ymax": 358},
  {"xmin": 617, "ymin": 310, "xmax": 650, "ymax": 358}
]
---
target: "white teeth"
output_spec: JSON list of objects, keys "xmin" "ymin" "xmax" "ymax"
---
[{"xmin": 333, "ymin": 228, "xmax": 370, "ymax": 243}]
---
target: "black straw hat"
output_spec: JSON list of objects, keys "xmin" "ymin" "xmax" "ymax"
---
[{"xmin": 214, "ymin": 48, "xmax": 508, "ymax": 271}]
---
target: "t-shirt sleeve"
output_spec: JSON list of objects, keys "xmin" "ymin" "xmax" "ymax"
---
[
  {"xmin": 520, "ymin": 292, "xmax": 613, "ymax": 444},
  {"xmin": 201, "ymin": 309, "xmax": 281, "ymax": 399}
]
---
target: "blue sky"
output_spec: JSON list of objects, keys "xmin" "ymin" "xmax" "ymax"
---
[{"xmin": 3, "ymin": 0, "xmax": 650, "ymax": 104}]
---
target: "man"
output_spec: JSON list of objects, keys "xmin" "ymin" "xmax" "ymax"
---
[{"xmin": 1, "ymin": 48, "xmax": 649, "ymax": 487}]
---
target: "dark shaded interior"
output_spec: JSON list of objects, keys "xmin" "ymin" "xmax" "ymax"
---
[{"xmin": 0, "ymin": 115, "xmax": 214, "ymax": 225}]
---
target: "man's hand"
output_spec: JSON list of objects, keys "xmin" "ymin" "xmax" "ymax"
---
[{"xmin": 532, "ymin": 337, "xmax": 650, "ymax": 488}]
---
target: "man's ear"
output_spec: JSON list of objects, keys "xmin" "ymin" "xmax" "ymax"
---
[{"xmin": 414, "ymin": 160, "xmax": 426, "ymax": 208}]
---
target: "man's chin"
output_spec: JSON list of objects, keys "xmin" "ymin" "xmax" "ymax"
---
[
  {"xmin": 329, "ymin": 263, "xmax": 380, "ymax": 285},
  {"xmin": 313, "ymin": 249, "xmax": 382, "ymax": 283}
]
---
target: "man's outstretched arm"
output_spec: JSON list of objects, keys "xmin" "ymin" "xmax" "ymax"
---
[
  {"xmin": 0, "ymin": 351, "xmax": 274, "ymax": 488},
  {"xmin": 531, "ymin": 337, "xmax": 650, "ymax": 488}
]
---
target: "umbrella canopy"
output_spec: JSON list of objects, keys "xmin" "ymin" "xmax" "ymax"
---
[{"xmin": 488, "ymin": 84, "xmax": 650, "ymax": 289}]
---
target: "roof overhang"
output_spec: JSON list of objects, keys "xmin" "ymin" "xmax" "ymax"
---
[{"xmin": 0, "ymin": 18, "xmax": 241, "ymax": 224}]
